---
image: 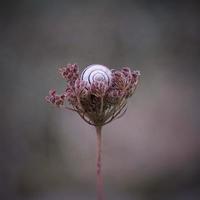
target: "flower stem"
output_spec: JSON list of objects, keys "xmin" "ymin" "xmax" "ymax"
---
[{"xmin": 96, "ymin": 126, "xmax": 103, "ymax": 200}]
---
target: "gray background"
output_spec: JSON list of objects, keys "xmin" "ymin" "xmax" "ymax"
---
[{"xmin": 0, "ymin": 0, "xmax": 200, "ymax": 200}]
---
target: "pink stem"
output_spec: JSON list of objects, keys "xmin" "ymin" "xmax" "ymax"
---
[{"xmin": 96, "ymin": 126, "xmax": 104, "ymax": 200}]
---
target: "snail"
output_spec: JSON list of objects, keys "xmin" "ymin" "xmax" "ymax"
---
[{"xmin": 81, "ymin": 64, "xmax": 112, "ymax": 85}]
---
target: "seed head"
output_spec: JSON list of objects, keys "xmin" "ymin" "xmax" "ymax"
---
[{"xmin": 46, "ymin": 64, "xmax": 140, "ymax": 126}]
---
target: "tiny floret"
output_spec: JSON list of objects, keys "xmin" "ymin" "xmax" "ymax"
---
[{"xmin": 46, "ymin": 64, "xmax": 140, "ymax": 126}]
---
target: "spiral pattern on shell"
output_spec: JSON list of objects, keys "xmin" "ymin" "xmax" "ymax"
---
[{"xmin": 81, "ymin": 64, "xmax": 112, "ymax": 85}]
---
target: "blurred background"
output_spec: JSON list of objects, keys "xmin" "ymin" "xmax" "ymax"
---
[{"xmin": 1, "ymin": 0, "xmax": 200, "ymax": 199}]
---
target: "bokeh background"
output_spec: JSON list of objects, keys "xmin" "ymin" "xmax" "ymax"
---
[{"xmin": 1, "ymin": 0, "xmax": 200, "ymax": 200}]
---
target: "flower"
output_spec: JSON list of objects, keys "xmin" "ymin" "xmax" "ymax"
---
[{"xmin": 46, "ymin": 64, "xmax": 140, "ymax": 126}]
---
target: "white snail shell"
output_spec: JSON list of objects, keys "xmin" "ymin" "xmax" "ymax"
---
[{"xmin": 81, "ymin": 64, "xmax": 112, "ymax": 85}]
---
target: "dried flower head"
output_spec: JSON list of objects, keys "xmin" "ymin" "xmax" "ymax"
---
[{"xmin": 46, "ymin": 64, "xmax": 140, "ymax": 126}]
